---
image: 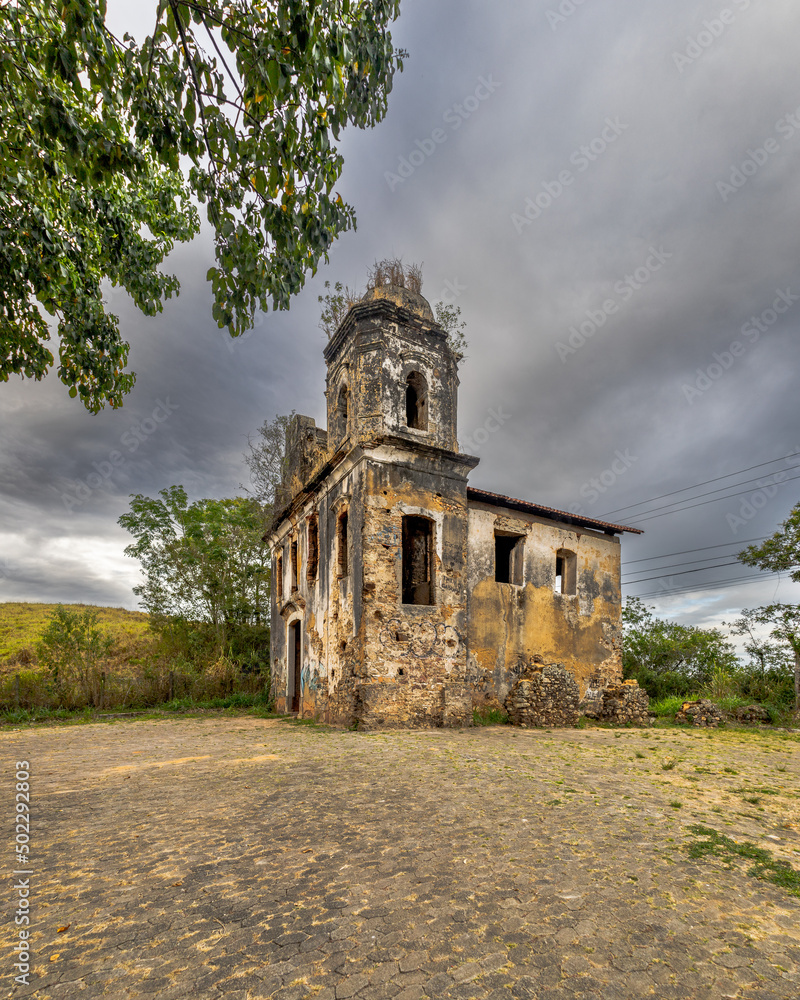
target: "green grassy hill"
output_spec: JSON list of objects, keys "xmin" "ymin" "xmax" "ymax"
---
[{"xmin": 0, "ymin": 603, "xmax": 150, "ymax": 665}]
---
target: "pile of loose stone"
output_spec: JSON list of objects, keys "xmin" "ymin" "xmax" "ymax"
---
[
  {"xmin": 733, "ymin": 704, "xmax": 771, "ymax": 723},
  {"xmin": 503, "ymin": 663, "xmax": 652, "ymax": 728},
  {"xmin": 504, "ymin": 662, "xmax": 581, "ymax": 727},
  {"xmin": 505, "ymin": 666, "xmax": 774, "ymax": 730},
  {"xmin": 587, "ymin": 678, "xmax": 651, "ymax": 726},
  {"xmin": 674, "ymin": 698, "xmax": 725, "ymax": 727}
]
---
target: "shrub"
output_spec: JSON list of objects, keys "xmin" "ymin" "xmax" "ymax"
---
[
  {"xmin": 623, "ymin": 664, "xmax": 698, "ymax": 702},
  {"xmin": 36, "ymin": 606, "xmax": 114, "ymax": 708},
  {"xmin": 737, "ymin": 668, "xmax": 795, "ymax": 709},
  {"xmin": 0, "ymin": 602, "xmax": 273, "ymax": 716},
  {"xmin": 650, "ymin": 695, "xmax": 685, "ymax": 718},
  {"xmin": 473, "ymin": 706, "xmax": 509, "ymax": 726}
]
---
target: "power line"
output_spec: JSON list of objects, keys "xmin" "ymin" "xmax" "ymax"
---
[
  {"xmin": 628, "ymin": 471, "xmax": 800, "ymax": 525},
  {"xmin": 600, "ymin": 453, "xmax": 798, "ymax": 518},
  {"xmin": 614, "ymin": 470, "xmax": 798, "ymax": 521},
  {"xmin": 623, "ymin": 537, "xmax": 766, "ymax": 565},
  {"xmin": 623, "ymin": 552, "xmax": 755, "ymax": 577},
  {"xmin": 631, "ymin": 578, "xmax": 773, "ymax": 601},
  {"xmin": 622, "ymin": 559, "xmax": 743, "ymax": 585},
  {"xmin": 628, "ymin": 572, "xmax": 773, "ymax": 601}
]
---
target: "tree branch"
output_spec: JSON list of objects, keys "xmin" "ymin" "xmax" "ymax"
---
[{"xmin": 167, "ymin": 0, "xmax": 219, "ymax": 174}]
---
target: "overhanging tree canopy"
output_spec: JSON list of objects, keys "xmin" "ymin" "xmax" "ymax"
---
[{"xmin": 0, "ymin": 0, "xmax": 405, "ymax": 411}]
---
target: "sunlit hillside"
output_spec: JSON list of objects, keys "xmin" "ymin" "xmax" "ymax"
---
[{"xmin": 0, "ymin": 603, "xmax": 149, "ymax": 665}]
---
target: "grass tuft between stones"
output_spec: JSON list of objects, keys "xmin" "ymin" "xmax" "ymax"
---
[{"xmin": 686, "ymin": 824, "xmax": 800, "ymax": 899}]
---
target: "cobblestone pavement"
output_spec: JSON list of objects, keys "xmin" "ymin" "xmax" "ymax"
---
[{"xmin": 2, "ymin": 718, "xmax": 800, "ymax": 1000}]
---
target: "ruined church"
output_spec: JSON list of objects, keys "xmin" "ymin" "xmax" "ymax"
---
[{"xmin": 269, "ymin": 280, "xmax": 641, "ymax": 727}]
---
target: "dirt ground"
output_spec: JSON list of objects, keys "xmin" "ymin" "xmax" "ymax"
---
[{"xmin": 1, "ymin": 716, "xmax": 799, "ymax": 1000}]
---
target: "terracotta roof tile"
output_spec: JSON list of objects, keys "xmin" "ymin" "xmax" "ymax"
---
[{"xmin": 466, "ymin": 487, "xmax": 642, "ymax": 535}]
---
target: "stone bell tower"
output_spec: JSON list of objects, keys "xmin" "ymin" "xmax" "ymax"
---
[
  {"xmin": 323, "ymin": 284, "xmax": 461, "ymax": 456},
  {"xmin": 270, "ymin": 277, "xmax": 478, "ymax": 729},
  {"xmin": 319, "ymin": 283, "xmax": 479, "ymax": 728}
]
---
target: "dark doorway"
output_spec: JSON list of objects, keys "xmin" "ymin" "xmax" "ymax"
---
[
  {"xmin": 290, "ymin": 621, "xmax": 301, "ymax": 712},
  {"xmin": 402, "ymin": 515, "xmax": 434, "ymax": 605}
]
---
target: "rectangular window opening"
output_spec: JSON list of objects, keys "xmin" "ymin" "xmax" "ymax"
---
[
  {"xmin": 337, "ymin": 510, "xmax": 349, "ymax": 577},
  {"xmin": 290, "ymin": 538, "xmax": 298, "ymax": 591},
  {"xmin": 307, "ymin": 516, "xmax": 319, "ymax": 583},
  {"xmin": 276, "ymin": 553, "xmax": 284, "ymax": 602},
  {"xmin": 555, "ymin": 549, "xmax": 577, "ymax": 595},
  {"xmin": 495, "ymin": 533, "xmax": 524, "ymax": 585},
  {"xmin": 402, "ymin": 515, "xmax": 434, "ymax": 605}
]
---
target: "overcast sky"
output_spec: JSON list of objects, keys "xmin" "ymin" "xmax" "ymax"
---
[{"xmin": 2, "ymin": 0, "xmax": 800, "ymax": 641}]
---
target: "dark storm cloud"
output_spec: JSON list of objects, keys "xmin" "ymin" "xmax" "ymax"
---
[{"xmin": 2, "ymin": 0, "xmax": 799, "ymax": 622}]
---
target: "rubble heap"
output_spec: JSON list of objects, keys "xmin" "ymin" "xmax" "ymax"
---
[
  {"xmin": 504, "ymin": 662, "xmax": 580, "ymax": 728},
  {"xmin": 674, "ymin": 699, "xmax": 724, "ymax": 728},
  {"xmin": 597, "ymin": 679, "xmax": 650, "ymax": 726}
]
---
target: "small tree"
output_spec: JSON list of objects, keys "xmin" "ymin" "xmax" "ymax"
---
[
  {"xmin": 731, "ymin": 605, "xmax": 800, "ymax": 712},
  {"xmin": 739, "ymin": 501, "xmax": 800, "ymax": 582},
  {"xmin": 37, "ymin": 606, "xmax": 114, "ymax": 707},
  {"xmin": 119, "ymin": 487, "xmax": 271, "ymax": 662},
  {"xmin": 318, "ymin": 282, "xmax": 361, "ymax": 339},
  {"xmin": 434, "ymin": 301, "xmax": 468, "ymax": 365},
  {"xmin": 243, "ymin": 412, "xmax": 293, "ymax": 514},
  {"xmin": 737, "ymin": 504, "xmax": 800, "ymax": 711}
]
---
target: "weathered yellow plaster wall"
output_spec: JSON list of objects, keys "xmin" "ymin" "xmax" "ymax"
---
[{"xmin": 466, "ymin": 503, "xmax": 622, "ymax": 706}]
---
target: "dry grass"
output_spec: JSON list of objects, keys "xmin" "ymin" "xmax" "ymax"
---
[{"xmin": 367, "ymin": 257, "xmax": 423, "ymax": 293}]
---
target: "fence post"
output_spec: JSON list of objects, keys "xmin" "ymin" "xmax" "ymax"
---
[
  {"xmin": 99, "ymin": 671, "xmax": 106, "ymax": 710},
  {"xmin": 14, "ymin": 673, "xmax": 20, "ymax": 709}
]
